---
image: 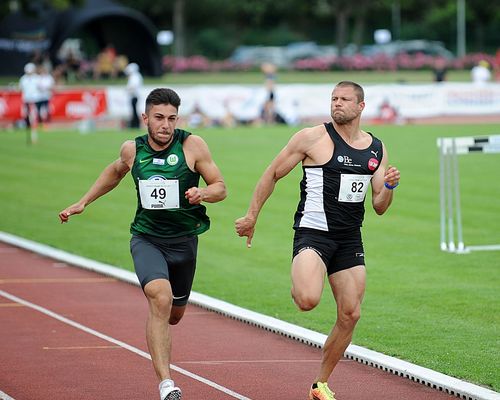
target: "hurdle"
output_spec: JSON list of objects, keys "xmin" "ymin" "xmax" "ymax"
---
[{"xmin": 438, "ymin": 134, "xmax": 500, "ymax": 253}]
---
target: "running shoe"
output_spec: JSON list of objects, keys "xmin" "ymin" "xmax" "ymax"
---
[
  {"xmin": 308, "ymin": 382, "xmax": 336, "ymax": 400},
  {"xmin": 162, "ymin": 386, "xmax": 182, "ymax": 400}
]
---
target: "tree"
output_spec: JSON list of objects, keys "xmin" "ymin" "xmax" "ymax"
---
[
  {"xmin": 6, "ymin": 0, "xmax": 83, "ymax": 17},
  {"xmin": 173, "ymin": 0, "xmax": 185, "ymax": 57},
  {"xmin": 466, "ymin": 0, "xmax": 500, "ymax": 51},
  {"xmin": 24, "ymin": 0, "xmax": 493, "ymax": 58},
  {"xmin": 312, "ymin": 0, "xmax": 353, "ymax": 56}
]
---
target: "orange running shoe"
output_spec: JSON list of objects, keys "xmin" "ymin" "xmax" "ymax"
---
[{"xmin": 308, "ymin": 382, "xmax": 336, "ymax": 400}]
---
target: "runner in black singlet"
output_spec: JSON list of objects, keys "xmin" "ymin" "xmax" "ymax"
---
[{"xmin": 236, "ymin": 81, "xmax": 400, "ymax": 400}]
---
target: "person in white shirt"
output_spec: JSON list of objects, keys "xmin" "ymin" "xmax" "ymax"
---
[
  {"xmin": 19, "ymin": 63, "xmax": 42, "ymax": 130},
  {"xmin": 471, "ymin": 60, "xmax": 492, "ymax": 85},
  {"xmin": 37, "ymin": 64, "xmax": 55, "ymax": 125},
  {"xmin": 125, "ymin": 63, "xmax": 143, "ymax": 128}
]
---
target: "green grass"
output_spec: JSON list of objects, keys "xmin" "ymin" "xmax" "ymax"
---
[
  {"xmin": 0, "ymin": 69, "xmax": 473, "ymax": 87},
  {"xmin": 160, "ymin": 69, "xmax": 473, "ymax": 85},
  {"xmin": 0, "ymin": 123, "xmax": 499, "ymax": 391}
]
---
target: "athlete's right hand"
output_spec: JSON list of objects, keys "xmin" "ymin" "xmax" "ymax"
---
[
  {"xmin": 235, "ymin": 216, "xmax": 256, "ymax": 248},
  {"xmin": 58, "ymin": 203, "xmax": 85, "ymax": 223}
]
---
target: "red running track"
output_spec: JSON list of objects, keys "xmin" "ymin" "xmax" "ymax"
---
[{"xmin": 0, "ymin": 242, "xmax": 458, "ymax": 400}]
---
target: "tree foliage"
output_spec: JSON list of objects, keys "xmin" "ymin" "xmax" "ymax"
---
[
  {"xmin": 121, "ymin": 0, "xmax": 498, "ymax": 56},
  {"xmin": 3, "ymin": 0, "xmax": 499, "ymax": 58},
  {"xmin": 13, "ymin": 0, "xmax": 83, "ymax": 15}
]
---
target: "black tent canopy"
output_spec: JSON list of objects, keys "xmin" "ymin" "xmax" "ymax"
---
[{"xmin": 0, "ymin": 0, "xmax": 162, "ymax": 76}]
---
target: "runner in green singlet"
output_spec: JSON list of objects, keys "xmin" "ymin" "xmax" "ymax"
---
[{"xmin": 59, "ymin": 88, "xmax": 227, "ymax": 400}]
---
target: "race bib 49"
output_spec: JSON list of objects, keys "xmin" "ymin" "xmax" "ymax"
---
[{"xmin": 138, "ymin": 179, "xmax": 180, "ymax": 209}]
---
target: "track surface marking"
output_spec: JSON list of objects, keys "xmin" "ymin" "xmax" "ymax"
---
[{"xmin": 0, "ymin": 242, "xmax": 458, "ymax": 399}]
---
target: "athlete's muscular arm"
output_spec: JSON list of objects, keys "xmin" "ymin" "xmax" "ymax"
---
[
  {"xmin": 371, "ymin": 143, "xmax": 400, "ymax": 215},
  {"xmin": 235, "ymin": 127, "xmax": 318, "ymax": 247},
  {"xmin": 58, "ymin": 140, "xmax": 135, "ymax": 223},
  {"xmin": 184, "ymin": 135, "xmax": 226, "ymax": 205}
]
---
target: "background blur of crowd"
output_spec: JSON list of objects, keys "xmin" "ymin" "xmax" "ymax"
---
[
  {"xmin": 30, "ymin": 43, "xmax": 130, "ymax": 85},
  {"xmin": 5, "ymin": 0, "xmax": 500, "ymax": 130},
  {"xmin": 24, "ymin": 39, "xmax": 500, "ymax": 86}
]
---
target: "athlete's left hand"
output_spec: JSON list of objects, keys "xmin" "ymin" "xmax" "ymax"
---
[
  {"xmin": 185, "ymin": 187, "xmax": 205, "ymax": 205},
  {"xmin": 384, "ymin": 165, "xmax": 400, "ymax": 187}
]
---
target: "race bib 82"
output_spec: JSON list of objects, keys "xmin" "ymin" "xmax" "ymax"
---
[{"xmin": 338, "ymin": 174, "xmax": 372, "ymax": 203}]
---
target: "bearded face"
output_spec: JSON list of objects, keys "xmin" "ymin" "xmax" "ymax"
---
[
  {"xmin": 143, "ymin": 104, "xmax": 178, "ymax": 149},
  {"xmin": 330, "ymin": 86, "xmax": 364, "ymax": 125},
  {"xmin": 332, "ymin": 109, "xmax": 359, "ymax": 124}
]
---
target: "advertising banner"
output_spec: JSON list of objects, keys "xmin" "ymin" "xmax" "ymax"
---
[
  {"xmin": 0, "ymin": 89, "xmax": 107, "ymax": 122},
  {"xmin": 2, "ymin": 83, "xmax": 499, "ymax": 125}
]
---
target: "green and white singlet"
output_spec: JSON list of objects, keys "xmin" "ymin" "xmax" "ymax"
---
[{"xmin": 130, "ymin": 130, "xmax": 210, "ymax": 238}]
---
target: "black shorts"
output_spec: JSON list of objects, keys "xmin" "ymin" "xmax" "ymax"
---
[
  {"xmin": 292, "ymin": 227, "xmax": 365, "ymax": 275},
  {"xmin": 130, "ymin": 234, "xmax": 198, "ymax": 306}
]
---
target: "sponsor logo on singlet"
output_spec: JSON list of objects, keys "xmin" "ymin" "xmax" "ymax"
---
[
  {"xmin": 368, "ymin": 157, "xmax": 379, "ymax": 171},
  {"xmin": 337, "ymin": 155, "xmax": 360, "ymax": 167},
  {"xmin": 148, "ymin": 175, "xmax": 166, "ymax": 181},
  {"xmin": 167, "ymin": 154, "xmax": 179, "ymax": 166}
]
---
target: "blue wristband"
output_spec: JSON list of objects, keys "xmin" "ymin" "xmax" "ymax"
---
[{"xmin": 384, "ymin": 182, "xmax": 399, "ymax": 190}]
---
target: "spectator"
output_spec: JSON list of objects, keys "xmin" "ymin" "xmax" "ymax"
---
[
  {"xmin": 93, "ymin": 44, "xmax": 117, "ymax": 80},
  {"xmin": 19, "ymin": 63, "xmax": 42, "ymax": 138},
  {"xmin": 213, "ymin": 99, "xmax": 236, "ymax": 128},
  {"xmin": 261, "ymin": 62, "xmax": 277, "ymax": 124},
  {"xmin": 53, "ymin": 50, "xmax": 83, "ymax": 83},
  {"xmin": 471, "ymin": 60, "xmax": 491, "ymax": 85},
  {"xmin": 37, "ymin": 64, "xmax": 55, "ymax": 127},
  {"xmin": 114, "ymin": 54, "xmax": 129, "ymax": 77},
  {"xmin": 187, "ymin": 103, "xmax": 211, "ymax": 128},
  {"xmin": 124, "ymin": 63, "xmax": 143, "ymax": 128},
  {"xmin": 433, "ymin": 58, "xmax": 448, "ymax": 82},
  {"xmin": 377, "ymin": 99, "xmax": 399, "ymax": 124},
  {"xmin": 65, "ymin": 50, "xmax": 84, "ymax": 81}
]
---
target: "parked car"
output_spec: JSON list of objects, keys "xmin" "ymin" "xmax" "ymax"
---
[
  {"xmin": 361, "ymin": 40, "xmax": 454, "ymax": 59},
  {"xmin": 230, "ymin": 42, "xmax": 338, "ymax": 68},
  {"xmin": 230, "ymin": 46, "xmax": 288, "ymax": 67}
]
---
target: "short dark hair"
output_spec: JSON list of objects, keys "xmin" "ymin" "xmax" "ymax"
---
[
  {"xmin": 335, "ymin": 81, "xmax": 364, "ymax": 103},
  {"xmin": 145, "ymin": 88, "xmax": 181, "ymax": 113}
]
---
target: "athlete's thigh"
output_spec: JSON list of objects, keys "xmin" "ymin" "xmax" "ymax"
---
[
  {"xmin": 164, "ymin": 236, "xmax": 198, "ymax": 306},
  {"xmin": 292, "ymin": 229, "xmax": 336, "ymax": 297},
  {"xmin": 130, "ymin": 235, "xmax": 169, "ymax": 289},
  {"xmin": 291, "ymin": 249, "xmax": 327, "ymax": 299},
  {"xmin": 328, "ymin": 265, "xmax": 366, "ymax": 311}
]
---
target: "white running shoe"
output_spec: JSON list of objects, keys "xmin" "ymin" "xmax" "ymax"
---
[{"xmin": 162, "ymin": 386, "xmax": 182, "ymax": 400}]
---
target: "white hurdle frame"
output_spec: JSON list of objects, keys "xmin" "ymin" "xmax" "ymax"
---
[{"xmin": 438, "ymin": 135, "xmax": 500, "ymax": 253}]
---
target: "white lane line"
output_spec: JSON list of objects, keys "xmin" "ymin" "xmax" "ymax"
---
[
  {"xmin": 0, "ymin": 390, "xmax": 15, "ymax": 400},
  {"xmin": 0, "ymin": 289, "xmax": 252, "ymax": 400},
  {"xmin": 179, "ymin": 359, "xmax": 321, "ymax": 365}
]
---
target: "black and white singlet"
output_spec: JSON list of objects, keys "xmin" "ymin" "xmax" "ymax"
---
[{"xmin": 293, "ymin": 122, "xmax": 383, "ymax": 232}]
